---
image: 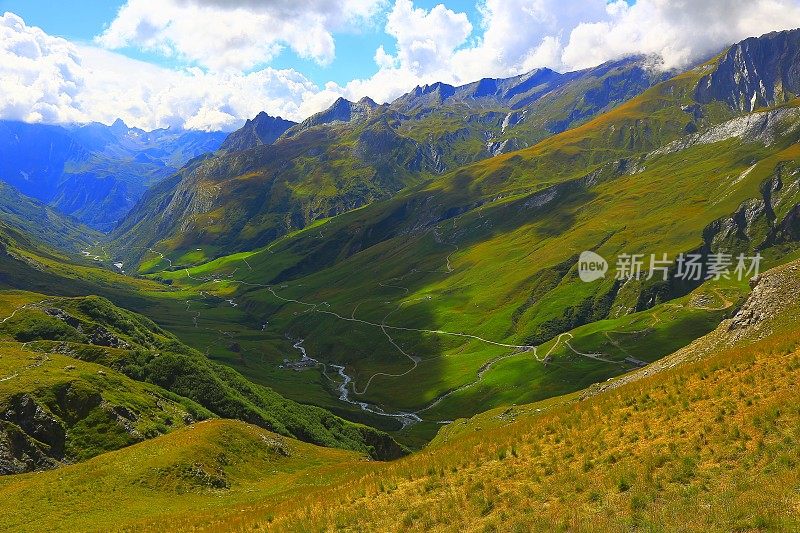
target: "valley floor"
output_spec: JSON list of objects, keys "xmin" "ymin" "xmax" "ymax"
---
[{"xmin": 2, "ymin": 261, "xmax": 799, "ymax": 532}]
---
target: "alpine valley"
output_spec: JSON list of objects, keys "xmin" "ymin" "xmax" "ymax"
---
[{"xmin": 0, "ymin": 23, "xmax": 799, "ymax": 533}]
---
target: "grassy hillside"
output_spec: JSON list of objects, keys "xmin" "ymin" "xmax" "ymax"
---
[
  {"xmin": 110, "ymin": 58, "xmax": 666, "ymax": 266},
  {"xmin": 0, "ymin": 288, "xmax": 405, "ymax": 460},
  {"xmin": 0, "ymin": 419, "xmax": 366, "ymax": 533},
  {"xmin": 0, "ymin": 182, "xmax": 101, "ymax": 253},
  {"xmin": 263, "ymin": 294, "xmax": 799, "ymax": 532},
  {"xmin": 2, "ymin": 258, "xmax": 798, "ymax": 531},
  {"xmin": 110, "ymin": 113, "xmax": 443, "ymax": 265},
  {"xmin": 0, "ymin": 192, "xmax": 409, "ymax": 457},
  {"xmin": 0, "ymin": 335, "xmax": 210, "ymax": 472}
]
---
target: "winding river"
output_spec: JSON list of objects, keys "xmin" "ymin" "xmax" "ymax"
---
[{"xmin": 291, "ymin": 340, "xmax": 422, "ymax": 428}]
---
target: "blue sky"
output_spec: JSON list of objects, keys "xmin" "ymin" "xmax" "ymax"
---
[
  {"xmin": 0, "ymin": 0, "xmax": 484, "ymax": 87},
  {"xmin": 1, "ymin": 0, "xmax": 798, "ymax": 131}
]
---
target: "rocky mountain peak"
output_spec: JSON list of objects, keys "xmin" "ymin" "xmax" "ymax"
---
[
  {"xmin": 695, "ymin": 28, "xmax": 800, "ymax": 111},
  {"xmin": 110, "ymin": 118, "xmax": 128, "ymax": 132},
  {"xmin": 219, "ymin": 111, "xmax": 296, "ymax": 152},
  {"xmin": 357, "ymin": 96, "xmax": 378, "ymax": 107},
  {"xmin": 286, "ymin": 96, "xmax": 379, "ymax": 136}
]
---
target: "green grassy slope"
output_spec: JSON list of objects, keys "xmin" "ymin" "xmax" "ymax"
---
[
  {"xmin": 110, "ymin": 58, "xmax": 666, "ymax": 266},
  {"xmin": 259, "ymin": 264, "xmax": 800, "ymax": 532},
  {"xmin": 0, "ymin": 219, "xmax": 406, "ymax": 457},
  {"xmin": 0, "ymin": 181, "xmax": 101, "ymax": 253},
  {"xmin": 109, "ymin": 114, "xmax": 443, "ymax": 266},
  {"xmin": 0, "ymin": 287, "xmax": 405, "ymax": 460},
  {"xmin": 0, "ymin": 335, "xmax": 211, "ymax": 472}
]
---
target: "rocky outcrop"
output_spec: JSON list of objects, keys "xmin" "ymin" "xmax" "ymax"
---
[
  {"xmin": 37, "ymin": 306, "xmax": 131, "ymax": 349},
  {"xmin": 0, "ymin": 384, "xmax": 192, "ymax": 474},
  {"xmin": 582, "ymin": 258, "xmax": 800, "ymax": 401},
  {"xmin": 700, "ymin": 163, "xmax": 800, "ymax": 254},
  {"xmin": 0, "ymin": 420, "xmax": 61, "ymax": 474},
  {"xmin": 0, "ymin": 394, "xmax": 66, "ymax": 473},
  {"xmin": 219, "ymin": 112, "xmax": 296, "ymax": 153},
  {"xmin": 42, "ymin": 307, "xmax": 81, "ymax": 328},
  {"xmin": 696, "ymin": 28, "xmax": 800, "ymax": 111},
  {"xmin": 391, "ymin": 82, "xmax": 457, "ymax": 116},
  {"xmin": 287, "ymin": 97, "xmax": 379, "ymax": 136},
  {"xmin": 87, "ymin": 325, "xmax": 130, "ymax": 348},
  {"xmin": 726, "ymin": 261, "xmax": 800, "ymax": 341},
  {"xmin": 650, "ymin": 106, "xmax": 800, "ymax": 157},
  {"xmin": 0, "ymin": 394, "xmax": 66, "ymax": 458}
]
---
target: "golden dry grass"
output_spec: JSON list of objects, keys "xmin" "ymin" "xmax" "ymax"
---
[{"xmin": 247, "ymin": 328, "xmax": 799, "ymax": 532}]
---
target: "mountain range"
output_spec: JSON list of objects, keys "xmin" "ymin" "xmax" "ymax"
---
[
  {"xmin": 109, "ymin": 55, "xmax": 670, "ymax": 263},
  {"xmin": 0, "ymin": 27, "xmax": 799, "ymax": 532}
]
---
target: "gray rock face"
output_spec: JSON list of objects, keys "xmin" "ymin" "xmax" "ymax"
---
[
  {"xmin": 219, "ymin": 112, "xmax": 296, "ymax": 153},
  {"xmin": 42, "ymin": 307, "xmax": 81, "ymax": 328},
  {"xmin": 650, "ymin": 107, "xmax": 800, "ymax": 157},
  {"xmin": 0, "ymin": 420, "xmax": 61, "ymax": 474},
  {"xmin": 696, "ymin": 28, "xmax": 800, "ymax": 111},
  {"xmin": 287, "ymin": 97, "xmax": 379, "ymax": 136},
  {"xmin": 0, "ymin": 394, "xmax": 66, "ymax": 460},
  {"xmin": 88, "ymin": 325, "xmax": 130, "ymax": 348},
  {"xmin": 726, "ymin": 261, "xmax": 800, "ymax": 341},
  {"xmin": 697, "ymin": 162, "xmax": 800, "ymax": 257},
  {"xmin": 391, "ymin": 67, "xmax": 565, "ymax": 116}
]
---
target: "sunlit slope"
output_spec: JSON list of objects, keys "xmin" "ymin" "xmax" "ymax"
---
[
  {"xmin": 111, "ymin": 57, "xmax": 668, "ymax": 265},
  {"xmin": 243, "ymin": 258, "xmax": 800, "ymax": 531},
  {"xmin": 0, "ymin": 202, "xmax": 407, "ymax": 456},
  {"xmin": 0, "ymin": 334, "xmax": 211, "ymax": 473},
  {"xmin": 0, "ymin": 419, "xmax": 366, "ymax": 533},
  {"xmin": 110, "ymin": 112, "xmax": 444, "ymax": 266}
]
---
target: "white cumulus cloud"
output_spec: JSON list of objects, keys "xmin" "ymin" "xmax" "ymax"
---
[
  {"xmin": 331, "ymin": 0, "xmax": 800, "ymax": 107},
  {"xmin": 0, "ymin": 12, "xmax": 326, "ymax": 131},
  {"xmin": 384, "ymin": 0, "xmax": 472, "ymax": 74},
  {"xmin": 0, "ymin": 12, "xmax": 85, "ymax": 124},
  {"xmin": 76, "ymin": 46, "xmax": 321, "ymax": 130},
  {"xmin": 452, "ymin": 0, "xmax": 608, "ymax": 78},
  {"xmin": 97, "ymin": 0, "xmax": 387, "ymax": 71},
  {"xmin": 332, "ymin": 0, "xmax": 474, "ymax": 103},
  {"xmin": 561, "ymin": 0, "xmax": 800, "ymax": 70}
]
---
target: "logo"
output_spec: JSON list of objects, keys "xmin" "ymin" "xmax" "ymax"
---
[
  {"xmin": 578, "ymin": 251, "xmax": 608, "ymax": 282},
  {"xmin": 576, "ymin": 250, "xmax": 761, "ymax": 283}
]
